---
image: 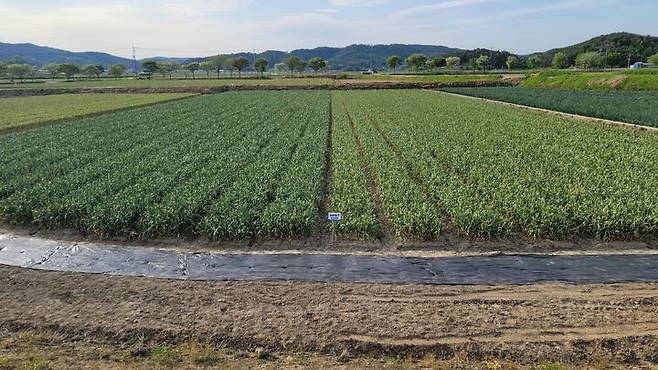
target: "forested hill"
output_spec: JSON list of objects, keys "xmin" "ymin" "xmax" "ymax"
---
[
  {"xmin": 534, "ymin": 32, "xmax": 658, "ymax": 67},
  {"xmin": 0, "ymin": 42, "xmax": 133, "ymax": 66},
  {"xmin": 192, "ymin": 44, "xmax": 463, "ymax": 71},
  {"xmin": 0, "ymin": 41, "xmax": 461, "ymax": 70}
]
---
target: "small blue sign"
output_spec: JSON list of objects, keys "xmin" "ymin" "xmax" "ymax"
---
[{"xmin": 327, "ymin": 212, "xmax": 343, "ymax": 223}]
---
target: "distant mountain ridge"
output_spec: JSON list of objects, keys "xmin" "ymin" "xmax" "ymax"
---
[
  {"xmin": 1, "ymin": 32, "xmax": 656, "ymax": 71},
  {"xmin": 0, "ymin": 42, "xmax": 133, "ymax": 67},
  {"xmin": 189, "ymin": 44, "xmax": 463, "ymax": 71},
  {"xmin": 0, "ymin": 42, "xmax": 461, "ymax": 71}
]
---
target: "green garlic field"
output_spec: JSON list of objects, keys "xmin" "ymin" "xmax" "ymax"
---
[{"xmin": 1, "ymin": 90, "xmax": 657, "ymax": 242}]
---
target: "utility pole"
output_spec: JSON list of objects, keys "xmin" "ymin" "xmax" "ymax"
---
[
  {"xmin": 370, "ymin": 44, "xmax": 373, "ymax": 71},
  {"xmin": 132, "ymin": 45, "xmax": 138, "ymax": 75},
  {"xmin": 252, "ymin": 48, "xmax": 257, "ymax": 73}
]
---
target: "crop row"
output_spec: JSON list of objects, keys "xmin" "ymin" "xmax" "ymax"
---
[
  {"xmin": 0, "ymin": 91, "xmax": 330, "ymax": 239},
  {"xmin": 334, "ymin": 94, "xmax": 442, "ymax": 240},
  {"xmin": 330, "ymin": 90, "xmax": 658, "ymax": 240}
]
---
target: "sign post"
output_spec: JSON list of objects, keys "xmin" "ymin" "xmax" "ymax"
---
[{"xmin": 327, "ymin": 212, "xmax": 343, "ymax": 243}]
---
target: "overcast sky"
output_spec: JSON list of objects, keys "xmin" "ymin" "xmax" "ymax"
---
[{"xmin": 1, "ymin": 0, "xmax": 657, "ymax": 58}]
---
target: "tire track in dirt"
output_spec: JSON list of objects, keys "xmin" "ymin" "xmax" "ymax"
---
[{"xmin": 339, "ymin": 322, "xmax": 658, "ymax": 346}]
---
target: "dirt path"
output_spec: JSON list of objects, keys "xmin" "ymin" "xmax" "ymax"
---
[{"xmin": 0, "ymin": 265, "xmax": 656, "ymax": 367}]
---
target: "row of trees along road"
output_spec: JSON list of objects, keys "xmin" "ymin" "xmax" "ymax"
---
[
  {"xmin": 0, "ymin": 62, "xmax": 106, "ymax": 81},
  {"xmin": 0, "ymin": 55, "xmax": 329, "ymax": 81},
  {"xmin": 3, "ymin": 52, "xmax": 657, "ymax": 81},
  {"xmin": 141, "ymin": 56, "xmax": 328, "ymax": 79},
  {"xmin": 385, "ymin": 51, "xmax": 658, "ymax": 71}
]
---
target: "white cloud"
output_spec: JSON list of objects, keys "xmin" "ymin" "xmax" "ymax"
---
[
  {"xmin": 161, "ymin": 0, "xmax": 253, "ymax": 15},
  {"xmin": 391, "ymin": 0, "xmax": 502, "ymax": 18},
  {"xmin": 330, "ymin": 0, "xmax": 389, "ymax": 7}
]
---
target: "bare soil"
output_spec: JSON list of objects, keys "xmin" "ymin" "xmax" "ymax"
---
[
  {"xmin": 0, "ymin": 79, "xmax": 519, "ymax": 98},
  {"xmin": 1, "ymin": 265, "xmax": 657, "ymax": 368}
]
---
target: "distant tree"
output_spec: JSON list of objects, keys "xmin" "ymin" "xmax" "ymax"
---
[
  {"xmin": 254, "ymin": 58, "xmax": 268, "ymax": 78},
  {"xmin": 210, "ymin": 55, "xmax": 225, "ymax": 78},
  {"xmin": 43, "ymin": 63, "xmax": 60, "ymax": 79},
  {"xmin": 552, "ymin": 52, "xmax": 568, "ymax": 69},
  {"xmin": 387, "ymin": 55, "xmax": 401, "ymax": 71},
  {"xmin": 224, "ymin": 58, "xmax": 236, "ymax": 77},
  {"xmin": 308, "ymin": 57, "xmax": 327, "ymax": 73},
  {"xmin": 157, "ymin": 62, "xmax": 179, "ymax": 79},
  {"xmin": 445, "ymin": 56, "xmax": 461, "ymax": 68},
  {"xmin": 284, "ymin": 56, "xmax": 305, "ymax": 76},
  {"xmin": 406, "ymin": 53, "xmax": 427, "ymax": 71},
  {"xmin": 156, "ymin": 62, "xmax": 168, "ymax": 78},
  {"xmin": 575, "ymin": 52, "xmax": 604, "ymax": 70},
  {"xmin": 603, "ymin": 52, "xmax": 623, "ymax": 68},
  {"xmin": 56, "ymin": 63, "xmax": 80, "ymax": 80},
  {"xmin": 184, "ymin": 62, "xmax": 199, "ymax": 79},
  {"xmin": 649, "ymin": 53, "xmax": 658, "ymax": 65},
  {"xmin": 0, "ymin": 63, "xmax": 6, "ymax": 78},
  {"xmin": 81, "ymin": 64, "xmax": 104, "ymax": 79},
  {"xmin": 94, "ymin": 64, "xmax": 105, "ymax": 78},
  {"xmin": 81, "ymin": 64, "xmax": 98, "ymax": 79},
  {"xmin": 430, "ymin": 57, "xmax": 446, "ymax": 69},
  {"xmin": 6, "ymin": 64, "xmax": 34, "ymax": 81},
  {"xmin": 526, "ymin": 55, "xmax": 543, "ymax": 69},
  {"xmin": 108, "ymin": 64, "xmax": 127, "ymax": 79},
  {"xmin": 141, "ymin": 60, "xmax": 159, "ymax": 75},
  {"xmin": 475, "ymin": 55, "xmax": 490, "ymax": 70},
  {"xmin": 294, "ymin": 59, "xmax": 307, "ymax": 74},
  {"xmin": 199, "ymin": 61, "xmax": 214, "ymax": 78},
  {"xmin": 274, "ymin": 63, "xmax": 287, "ymax": 74},
  {"xmin": 505, "ymin": 55, "xmax": 519, "ymax": 70},
  {"xmin": 234, "ymin": 57, "xmax": 250, "ymax": 78},
  {"xmin": 425, "ymin": 59, "xmax": 435, "ymax": 71}
]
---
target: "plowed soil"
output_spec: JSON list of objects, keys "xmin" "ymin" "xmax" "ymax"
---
[{"xmin": 1, "ymin": 266, "xmax": 657, "ymax": 368}]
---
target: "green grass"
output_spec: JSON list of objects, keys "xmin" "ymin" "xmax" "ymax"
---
[
  {"xmin": 0, "ymin": 93, "xmax": 194, "ymax": 133},
  {"xmin": 0, "ymin": 91, "xmax": 330, "ymax": 239},
  {"xmin": 441, "ymin": 87, "xmax": 658, "ymax": 128},
  {"xmin": 521, "ymin": 69, "xmax": 658, "ymax": 90},
  {"xmin": 330, "ymin": 90, "xmax": 658, "ymax": 240}
]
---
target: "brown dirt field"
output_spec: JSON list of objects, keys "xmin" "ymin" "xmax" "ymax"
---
[
  {"xmin": 0, "ymin": 79, "xmax": 518, "ymax": 98},
  {"xmin": 1, "ymin": 265, "xmax": 657, "ymax": 368}
]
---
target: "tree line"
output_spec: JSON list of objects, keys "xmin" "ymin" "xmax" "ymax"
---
[
  {"xmin": 141, "ymin": 55, "xmax": 328, "ymax": 79},
  {"xmin": 385, "ymin": 51, "xmax": 658, "ymax": 71},
  {"xmin": 2, "ymin": 51, "xmax": 657, "ymax": 82},
  {"xmin": 0, "ymin": 55, "xmax": 329, "ymax": 81}
]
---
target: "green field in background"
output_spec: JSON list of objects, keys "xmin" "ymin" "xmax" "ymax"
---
[
  {"xmin": 0, "ymin": 93, "xmax": 194, "ymax": 133},
  {"xmin": 441, "ymin": 87, "xmax": 658, "ymax": 127}
]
